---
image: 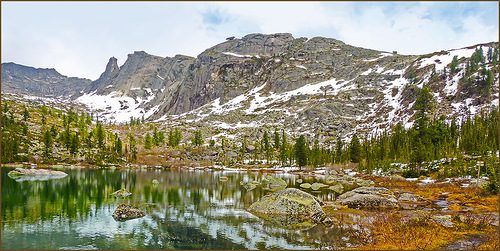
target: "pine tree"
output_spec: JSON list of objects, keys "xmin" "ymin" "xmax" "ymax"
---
[
  {"xmin": 414, "ymin": 87, "xmax": 435, "ymax": 130},
  {"xmin": 168, "ymin": 128, "xmax": 183, "ymax": 147},
  {"xmin": 43, "ymin": 130, "xmax": 53, "ymax": 159},
  {"xmin": 295, "ymin": 135, "xmax": 307, "ymax": 168},
  {"xmin": 70, "ymin": 132, "xmax": 79, "ymax": 156},
  {"xmin": 192, "ymin": 130, "xmax": 203, "ymax": 146},
  {"xmin": 114, "ymin": 133, "xmax": 122, "ymax": 156},
  {"xmin": 262, "ymin": 131, "xmax": 271, "ymax": 163},
  {"xmin": 96, "ymin": 123, "xmax": 105, "ymax": 149},
  {"xmin": 311, "ymin": 138, "xmax": 321, "ymax": 167},
  {"xmin": 450, "ymin": 55, "xmax": 459, "ymax": 74},
  {"xmin": 492, "ymin": 48, "xmax": 498, "ymax": 66},
  {"xmin": 484, "ymin": 68, "xmax": 493, "ymax": 96},
  {"xmin": 273, "ymin": 129, "xmax": 280, "ymax": 149},
  {"xmin": 349, "ymin": 134, "xmax": 361, "ymax": 163},
  {"xmin": 487, "ymin": 47, "xmax": 493, "ymax": 62},
  {"xmin": 280, "ymin": 129, "xmax": 288, "ymax": 166},
  {"xmin": 335, "ymin": 136, "xmax": 343, "ymax": 163},
  {"xmin": 144, "ymin": 133, "xmax": 153, "ymax": 150},
  {"xmin": 22, "ymin": 106, "xmax": 30, "ymax": 122},
  {"xmin": 128, "ymin": 134, "xmax": 137, "ymax": 162},
  {"xmin": 153, "ymin": 127, "xmax": 163, "ymax": 146}
]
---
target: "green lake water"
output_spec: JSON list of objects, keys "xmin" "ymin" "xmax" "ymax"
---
[{"xmin": 1, "ymin": 167, "xmax": 357, "ymax": 250}]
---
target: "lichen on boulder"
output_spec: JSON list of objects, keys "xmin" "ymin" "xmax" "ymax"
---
[
  {"xmin": 8, "ymin": 167, "xmax": 68, "ymax": 182},
  {"xmin": 248, "ymin": 188, "xmax": 330, "ymax": 229},
  {"xmin": 261, "ymin": 175, "xmax": 287, "ymax": 191},
  {"xmin": 112, "ymin": 204, "xmax": 146, "ymax": 221},
  {"xmin": 337, "ymin": 186, "xmax": 399, "ymax": 209}
]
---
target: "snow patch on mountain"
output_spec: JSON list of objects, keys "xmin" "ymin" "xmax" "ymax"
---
[
  {"xmin": 363, "ymin": 52, "xmax": 393, "ymax": 62},
  {"xmin": 418, "ymin": 46, "xmax": 490, "ymax": 72},
  {"xmin": 223, "ymin": 52, "xmax": 262, "ymax": 59},
  {"xmin": 76, "ymin": 90, "xmax": 156, "ymax": 123}
]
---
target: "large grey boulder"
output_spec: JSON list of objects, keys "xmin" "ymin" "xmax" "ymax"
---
[
  {"xmin": 8, "ymin": 168, "xmax": 68, "ymax": 181},
  {"xmin": 248, "ymin": 188, "xmax": 329, "ymax": 229},
  {"xmin": 337, "ymin": 187, "xmax": 399, "ymax": 209}
]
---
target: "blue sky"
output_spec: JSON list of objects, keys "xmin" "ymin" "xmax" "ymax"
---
[{"xmin": 2, "ymin": 2, "xmax": 498, "ymax": 80}]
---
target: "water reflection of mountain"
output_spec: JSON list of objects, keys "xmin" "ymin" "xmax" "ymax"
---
[{"xmin": 1, "ymin": 168, "xmax": 357, "ymax": 249}]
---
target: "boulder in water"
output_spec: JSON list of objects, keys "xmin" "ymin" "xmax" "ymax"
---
[
  {"xmin": 8, "ymin": 167, "xmax": 68, "ymax": 182},
  {"xmin": 261, "ymin": 175, "xmax": 287, "ymax": 191},
  {"xmin": 248, "ymin": 188, "xmax": 329, "ymax": 229},
  {"xmin": 240, "ymin": 180, "xmax": 260, "ymax": 191},
  {"xmin": 300, "ymin": 183, "xmax": 312, "ymax": 189},
  {"xmin": 328, "ymin": 184, "xmax": 344, "ymax": 194},
  {"xmin": 112, "ymin": 204, "xmax": 145, "ymax": 221},
  {"xmin": 311, "ymin": 182, "xmax": 329, "ymax": 190}
]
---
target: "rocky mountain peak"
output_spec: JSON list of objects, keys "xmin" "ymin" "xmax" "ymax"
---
[{"xmin": 101, "ymin": 57, "xmax": 119, "ymax": 79}]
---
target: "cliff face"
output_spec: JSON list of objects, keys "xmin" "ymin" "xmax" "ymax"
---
[
  {"xmin": 1, "ymin": 62, "xmax": 92, "ymax": 99},
  {"xmin": 2, "ymin": 33, "xmax": 498, "ymax": 137}
]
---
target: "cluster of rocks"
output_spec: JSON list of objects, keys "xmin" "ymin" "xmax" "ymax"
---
[
  {"xmin": 245, "ymin": 170, "xmax": 439, "ymax": 229},
  {"xmin": 240, "ymin": 175, "xmax": 288, "ymax": 192},
  {"xmin": 110, "ymin": 188, "xmax": 146, "ymax": 221},
  {"xmin": 112, "ymin": 188, "xmax": 132, "ymax": 198}
]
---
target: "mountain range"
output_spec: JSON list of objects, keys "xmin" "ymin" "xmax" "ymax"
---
[{"xmin": 2, "ymin": 33, "xmax": 498, "ymax": 139}]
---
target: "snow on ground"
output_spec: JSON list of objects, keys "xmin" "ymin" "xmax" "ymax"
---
[
  {"xmin": 214, "ymin": 121, "xmax": 260, "ymax": 129},
  {"xmin": 418, "ymin": 46, "xmax": 486, "ymax": 72},
  {"xmin": 443, "ymin": 63, "xmax": 466, "ymax": 96},
  {"xmin": 210, "ymin": 132, "xmax": 236, "ymax": 140},
  {"xmin": 363, "ymin": 52, "xmax": 393, "ymax": 62},
  {"xmin": 295, "ymin": 64, "xmax": 307, "ymax": 70},
  {"xmin": 223, "ymin": 52, "xmax": 261, "ymax": 59},
  {"xmin": 76, "ymin": 90, "xmax": 157, "ymax": 123},
  {"xmin": 245, "ymin": 78, "xmax": 352, "ymax": 114}
]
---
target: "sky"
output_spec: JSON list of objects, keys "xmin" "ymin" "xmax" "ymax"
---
[{"xmin": 2, "ymin": 2, "xmax": 498, "ymax": 80}]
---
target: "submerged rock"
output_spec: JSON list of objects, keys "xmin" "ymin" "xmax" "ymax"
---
[
  {"xmin": 240, "ymin": 180, "xmax": 260, "ymax": 191},
  {"xmin": 261, "ymin": 175, "xmax": 287, "ymax": 191},
  {"xmin": 328, "ymin": 184, "xmax": 344, "ymax": 194},
  {"xmin": 112, "ymin": 204, "xmax": 146, "ymax": 221},
  {"xmin": 248, "ymin": 188, "xmax": 329, "ymax": 229},
  {"xmin": 112, "ymin": 188, "xmax": 132, "ymax": 197},
  {"xmin": 8, "ymin": 168, "xmax": 68, "ymax": 182},
  {"xmin": 311, "ymin": 182, "xmax": 329, "ymax": 190},
  {"xmin": 337, "ymin": 187, "xmax": 399, "ymax": 209},
  {"xmin": 300, "ymin": 183, "xmax": 312, "ymax": 189}
]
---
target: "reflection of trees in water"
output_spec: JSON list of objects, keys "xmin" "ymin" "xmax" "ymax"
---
[
  {"xmin": 2, "ymin": 167, "xmax": 366, "ymax": 249},
  {"xmin": 1, "ymin": 168, "xmax": 137, "ymax": 222}
]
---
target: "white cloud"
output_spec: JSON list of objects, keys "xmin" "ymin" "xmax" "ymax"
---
[{"xmin": 1, "ymin": 2, "xmax": 498, "ymax": 80}]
